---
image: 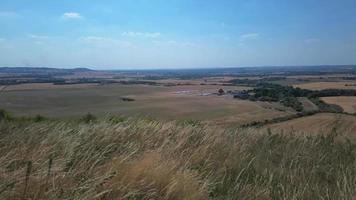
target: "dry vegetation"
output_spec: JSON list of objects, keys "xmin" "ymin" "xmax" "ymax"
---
[
  {"xmin": 1, "ymin": 116, "xmax": 356, "ymax": 199},
  {"xmin": 322, "ymin": 96, "xmax": 356, "ymax": 113},
  {"xmin": 267, "ymin": 113, "xmax": 356, "ymax": 137},
  {"xmin": 0, "ymin": 83, "xmax": 286, "ymax": 127}
]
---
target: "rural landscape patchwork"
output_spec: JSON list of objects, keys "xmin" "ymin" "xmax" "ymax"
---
[
  {"xmin": 1, "ymin": 0, "xmax": 356, "ymax": 199},
  {"xmin": 2, "ymin": 66, "xmax": 356, "ymax": 199}
]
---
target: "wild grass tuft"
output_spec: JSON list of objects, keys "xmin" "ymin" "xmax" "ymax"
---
[{"xmin": 0, "ymin": 117, "xmax": 355, "ymax": 199}]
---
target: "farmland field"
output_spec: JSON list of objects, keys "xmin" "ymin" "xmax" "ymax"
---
[
  {"xmin": 322, "ymin": 96, "xmax": 356, "ymax": 113},
  {"xmin": 295, "ymin": 81, "xmax": 356, "ymax": 90},
  {"xmin": 2, "ymin": 67, "xmax": 356, "ymax": 199},
  {"xmin": 0, "ymin": 83, "xmax": 292, "ymax": 126},
  {"xmin": 266, "ymin": 113, "xmax": 356, "ymax": 138}
]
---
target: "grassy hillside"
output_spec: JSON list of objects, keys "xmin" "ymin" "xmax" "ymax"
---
[{"xmin": 0, "ymin": 115, "xmax": 356, "ymax": 199}]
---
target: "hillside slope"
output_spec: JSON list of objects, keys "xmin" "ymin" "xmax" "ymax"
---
[{"xmin": 0, "ymin": 117, "xmax": 356, "ymax": 199}]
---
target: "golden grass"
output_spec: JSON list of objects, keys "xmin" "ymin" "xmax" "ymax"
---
[
  {"xmin": 266, "ymin": 113, "xmax": 356, "ymax": 137},
  {"xmin": 1, "ymin": 117, "xmax": 356, "ymax": 199}
]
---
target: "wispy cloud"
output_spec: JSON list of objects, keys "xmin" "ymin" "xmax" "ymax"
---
[
  {"xmin": 152, "ymin": 40, "xmax": 194, "ymax": 47},
  {"xmin": 0, "ymin": 38, "xmax": 5, "ymax": 42},
  {"xmin": 28, "ymin": 34, "xmax": 50, "ymax": 40},
  {"xmin": 80, "ymin": 36, "xmax": 112, "ymax": 42},
  {"xmin": 62, "ymin": 12, "xmax": 83, "ymax": 20},
  {"xmin": 122, "ymin": 31, "xmax": 162, "ymax": 38},
  {"xmin": 79, "ymin": 36, "xmax": 131, "ymax": 46},
  {"xmin": 0, "ymin": 11, "xmax": 19, "ymax": 18},
  {"xmin": 240, "ymin": 33, "xmax": 260, "ymax": 41},
  {"xmin": 305, "ymin": 38, "xmax": 320, "ymax": 44}
]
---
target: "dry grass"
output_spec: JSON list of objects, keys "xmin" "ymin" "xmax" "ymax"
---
[
  {"xmin": 0, "ymin": 84, "xmax": 284, "ymax": 127},
  {"xmin": 322, "ymin": 96, "xmax": 356, "ymax": 113},
  {"xmin": 267, "ymin": 113, "xmax": 356, "ymax": 138},
  {"xmin": 1, "ymin": 117, "xmax": 356, "ymax": 199},
  {"xmin": 297, "ymin": 97, "xmax": 319, "ymax": 112}
]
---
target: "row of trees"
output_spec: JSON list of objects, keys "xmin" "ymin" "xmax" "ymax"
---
[{"xmin": 247, "ymin": 83, "xmax": 356, "ymax": 112}]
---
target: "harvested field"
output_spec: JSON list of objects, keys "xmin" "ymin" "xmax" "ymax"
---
[
  {"xmin": 322, "ymin": 96, "xmax": 356, "ymax": 113},
  {"xmin": 266, "ymin": 113, "xmax": 356, "ymax": 138},
  {"xmin": 1, "ymin": 83, "xmax": 99, "ymax": 91},
  {"xmin": 0, "ymin": 83, "xmax": 285, "ymax": 126},
  {"xmin": 295, "ymin": 81, "xmax": 356, "ymax": 90}
]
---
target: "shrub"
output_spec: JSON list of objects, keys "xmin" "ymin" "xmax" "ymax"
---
[
  {"xmin": 80, "ymin": 113, "xmax": 97, "ymax": 123},
  {"xmin": 33, "ymin": 114, "xmax": 46, "ymax": 122},
  {"xmin": 0, "ymin": 109, "xmax": 12, "ymax": 121}
]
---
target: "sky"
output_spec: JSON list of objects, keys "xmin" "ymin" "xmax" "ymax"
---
[{"xmin": 0, "ymin": 0, "xmax": 355, "ymax": 69}]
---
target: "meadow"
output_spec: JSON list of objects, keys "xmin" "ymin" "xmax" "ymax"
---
[
  {"xmin": 266, "ymin": 113, "xmax": 356, "ymax": 137},
  {"xmin": 0, "ymin": 115, "xmax": 355, "ymax": 199}
]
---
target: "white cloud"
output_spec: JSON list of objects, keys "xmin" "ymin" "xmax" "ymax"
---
[
  {"xmin": 80, "ymin": 36, "xmax": 112, "ymax": 42},
  {"xmin": 79, "ymin": 36, "xmax": 131, "ymax": 46},
  {"xmin": 240, "ymin": 33, "xmax": 260, "ymax": 40},
  {"xmin": 152, "ymin": 40, "xmax": 194, "ymax": 47},
  {"xmin": 62, "ymin": 12, "xmax": 82, "ymax": 20},
  {"xmin": 28, "ymin": 34, "xmax": 50, "ymax": 40},
  {"xmin": 122, "ymin": 31, "xmax": 162, "ymax": 38},
  {"xmin": 305, "ymin": 38, "xmax": 320, "ymax": 44}
]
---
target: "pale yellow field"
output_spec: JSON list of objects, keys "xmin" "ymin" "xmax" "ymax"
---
[
  {"xmin": 321, "ymin": 96, "xmax": 356, "ymax": 113},
  {"xmin": 266, "ymin": 113, "xmax": 356, "ymax": 138},
  {"xmin": 2, "ymin": 83, "xmax": 99, "ymax": 91},
  {"xmin": 0, "ymin": 83, "xmax": 287, "ymax": 127},
  {"xmin": 295, "ymin": 82, "xmax": 356, "ymax": 90}
]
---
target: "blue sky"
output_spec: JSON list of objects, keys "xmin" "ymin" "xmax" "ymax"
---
[{"xmin": 0, "ymin": 0, "xmax": 355, "ymax": 69}]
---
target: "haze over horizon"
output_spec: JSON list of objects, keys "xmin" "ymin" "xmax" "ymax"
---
[{"xmin": 0, "ymin": 0, "xmax": 356, "ymax": 69}]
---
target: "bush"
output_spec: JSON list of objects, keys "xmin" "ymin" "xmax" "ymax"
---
[
  {"xmin": 33, "ymin": 114, "xmax": 46, "ymax": 122},
  {"xmin": 80, "ymin": 113, "xmax": 97, "ymax": 123},
  {"xmin": 108, "ymin": 116, "xmax": 126, "ymax": 124},
  {"xmin": 0, "ymin": 109, "xmax": 12, "ymax": 121}
]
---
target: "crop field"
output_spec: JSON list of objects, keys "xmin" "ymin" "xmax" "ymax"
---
[
  {"xmin": 321, "ymin": 96, "xmax": 356, "ymax": 113},
  {"xmin": 295, "ymin": 81, "xmax": 356, "ymax": 90},
  {"xmin": 0, "ymin": 83, "xmax": 292, "ymax": 126},
  {"xmin": 266, "ymin": 113, "xmax": 356, "ymax": 138}
]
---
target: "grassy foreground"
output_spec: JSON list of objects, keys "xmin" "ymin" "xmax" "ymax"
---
[{"xmin": 0, "ymin": 117, "xmax": 356, "ymax": 199}]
